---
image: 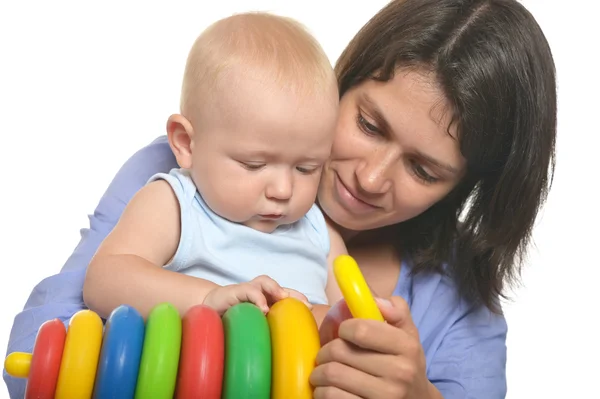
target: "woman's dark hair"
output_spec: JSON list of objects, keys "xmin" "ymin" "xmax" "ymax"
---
[{"xmin": 336, "ymin": 0, "xmax": 556, "ymax": 312}]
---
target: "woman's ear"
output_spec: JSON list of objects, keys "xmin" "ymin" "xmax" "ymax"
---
[{"xmin": 166, "ymin": 114, "xmax": 195, "ymax": 169}]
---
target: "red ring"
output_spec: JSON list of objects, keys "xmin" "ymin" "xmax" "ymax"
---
[
  {"xmin": 26, "ymin": 319, "xmax": 66, "ymax": 399},
  {"xmin": 175, "ymin": 305, "xmax": 224, "ymax": 398}
]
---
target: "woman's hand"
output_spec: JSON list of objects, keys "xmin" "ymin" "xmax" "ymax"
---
[{"xmin": 311, "ymin": 297, "xmax": 442, "ymax": 399}]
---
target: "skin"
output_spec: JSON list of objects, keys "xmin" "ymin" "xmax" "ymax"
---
[
  {"xmin": 84, "ymin": 62, "xmax": 463, "ymax": 398},
  {"xmin": 184, "ymin": 70, "xmax": 337, "ymax": 234},
  {"xmin": 318, "ymin": 68, "xmax": 465, "ymax": 235},
  {"xmin": 310, "ymin": 69, "xmax": 466, "ymax": 399},
  {"xmin": 83, "ymin": 65, "xmax": 348, "ymax": 320}
]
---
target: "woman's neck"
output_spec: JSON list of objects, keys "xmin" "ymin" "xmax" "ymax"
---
[
  {"xmin": 317, "ymin": 199, "xmax": 400, "ymax": 247},
  {"xmin": 323, "ymin": 214, "xmax": 393, "ymax": 249}
]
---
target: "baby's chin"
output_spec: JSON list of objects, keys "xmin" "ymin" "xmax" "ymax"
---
[
  {"xmin": 241, "ymin": 214, "xmax": 306, "ymax": 234},
  {"xmin": 242, "ymin": 219, "xmax": 287, "ymax": 234}
]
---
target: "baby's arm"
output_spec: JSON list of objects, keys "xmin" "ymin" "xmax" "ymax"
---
[
  {"xmin": 312, "ymin": 221, "xmax": 348, "ymax": 326},
  {"xmin": 83, "ymin": 179, "xmax": 220, "ymax": 319}
]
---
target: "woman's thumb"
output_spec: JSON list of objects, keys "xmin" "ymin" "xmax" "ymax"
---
[{"xmin": 376, "ymin": 296, "xmax": 419, "ymax": 337}]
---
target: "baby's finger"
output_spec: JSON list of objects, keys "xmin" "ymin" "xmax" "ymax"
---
[
  {"xmin": 283, "ymin": 288, "xmax": 313, "ymax": 309},
  {"xmin": 235, "ymin": 284, "xmax": 270, "ymax": 313},
  {"xmin": 250, "ymin": 275, "xmax": 288, "ymax": 301}
]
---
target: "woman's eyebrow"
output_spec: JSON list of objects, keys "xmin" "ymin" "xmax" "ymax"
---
[
  {"xmin": 415, "ymin": 150, "xmax": 460, "ymax": 175},
  {"xmin": 360, "ymin": 93, "xmax": 392, "ymax": 132},
  {"xmin": 361, "ymin": 93, "xmax": 460, "ymax": 175}
]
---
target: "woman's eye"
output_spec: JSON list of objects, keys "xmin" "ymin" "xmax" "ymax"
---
[
  {"xmin": 411, "ymin": 161, "xmax": 438, "ymax": 184},
  {"xmin": 356, "ymin": 113, "xmax": 381, "ymax": 135},
  {"xmin": 241, "ymin": 162, "xmax": 265, "ymax": 171}
]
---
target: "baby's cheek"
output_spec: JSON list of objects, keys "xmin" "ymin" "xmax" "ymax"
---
[{"xmin": 297, "ymin": 180, "xmax": 320, "ymax": 210}]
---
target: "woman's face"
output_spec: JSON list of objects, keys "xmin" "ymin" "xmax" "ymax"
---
[{"xmin": 318, "ymin": 69, "xmax": 467, "ymax": 232}]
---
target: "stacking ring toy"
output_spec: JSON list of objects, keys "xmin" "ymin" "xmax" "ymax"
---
[
  {"xmin": 222, "ymin": 303, "xmax": 271, "ymax": 399},
  {"xmin": 94, "ymin": 305, "xmax": 145, "ymax": 399},
  {"xmin": 175, "ymin": 304, "xmax": 224, "ymax": 399},
  {"xmin": 135, "ymin": 303, "xmax": 182, "ymax": 399},
  {"xmin": 54, "ymin": 310, "xmax": 104, "ymax": 399},
  {"xmin": 333, "ymin": 255, "xmax": 384, "ymax": 321},
  {"xmin": 267, "ymin": 297, "xmax": 320, "ymax": 399},
  {"xmin": 4, "ymin": 318, "xmax": 66, "ymax": 399},
  {"xmin": 4, "ymin": 256, "xmax": 385, "ymax": 397},
  {"xmin": 4, "ymin": 352, "xmax": 31, "ymax": 379}
]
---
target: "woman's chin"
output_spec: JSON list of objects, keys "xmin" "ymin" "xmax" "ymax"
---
[
  {"xmin": 323, "ymin": 203, "xmax": 389, "ymax": 233},
  {"xmin": 319, "ymin": 181, "xmax": 395, "ymax": 232}
]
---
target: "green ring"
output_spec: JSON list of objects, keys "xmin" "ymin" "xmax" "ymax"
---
[
  {"xmin": 222, "ymin": 303, "xmax": 271, "ymax": 399},
  {"xmin": 134, "ymin": 303, "xmax": 182, "ymax": 399}
]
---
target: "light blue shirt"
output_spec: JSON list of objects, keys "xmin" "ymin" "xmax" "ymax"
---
[
  {"xmin": 148, "ymin": 168, "xmax": 330, "ymax": 305},
  {"xmin": 3, "ymin": 136, "xmax": 507, "ymax": 399}
]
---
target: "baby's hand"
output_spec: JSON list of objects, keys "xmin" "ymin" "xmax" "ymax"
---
[
  {"xmin": 203, "ymin": 275, "xmax": 309, "ymax": 315},
  {"xmin": 283, "ymin": 288, "xmax": 313, "ymax": 310}
]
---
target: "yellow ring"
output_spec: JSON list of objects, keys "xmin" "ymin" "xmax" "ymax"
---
[
  {"xmin": 54, "ymin": 309, "xmax": 104, "ymax": 399},
  {"xmin": 267, "ymin": 297, "xmax": 320, "ymax": 399},
  {"xmin": 333, "ymin": 255, "xmax": 384, "ymax": 321}
]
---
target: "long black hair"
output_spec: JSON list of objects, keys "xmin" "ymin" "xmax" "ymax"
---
[{"xmin": 336, "ymin": 0, "xmax": 557, "ymax": 312}]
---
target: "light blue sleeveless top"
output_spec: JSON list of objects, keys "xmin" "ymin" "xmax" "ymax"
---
[{"xmin": 148, "ymin": 168, "xmax": 330, "ymax": 305}]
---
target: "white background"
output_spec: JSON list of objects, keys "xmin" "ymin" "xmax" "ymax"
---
[{"xmin": 0, "ymin": 1, "xmax": 598, "ymax": 397}]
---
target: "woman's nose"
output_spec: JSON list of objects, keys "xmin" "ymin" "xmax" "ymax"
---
[{"xmin": 355, "ymin": 150, "xmax": 396, "ymax": 195}]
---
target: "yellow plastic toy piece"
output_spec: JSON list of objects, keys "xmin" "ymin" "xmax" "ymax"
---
[
  {"xmin": 54, "ymin": 309, "xmax": 104, "ymax": 399},
  {"xmin": 333, "ymin": 255, "xmax": 384, "ymax": 321},
  {"xmin": 3, "ymin": 352, "xmax": 31, "ymax": 378},
  {"xmin": 267, "ymin": 297, "xmax": 320, "ymax": 399}
]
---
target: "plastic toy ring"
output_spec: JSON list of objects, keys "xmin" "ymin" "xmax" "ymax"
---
[
  {"xmin": 3, "ymin": 318, "xmax": 67, "ymax": 399},
  {"xmin": 54, "ymin": 310, "xmax": 104, "ymax": 399},
  {"xmin": 268, "ymin": 297, "xmax": 320, "ymax": 399},
  {"xmin": 333, "ymin": 255, "xmax": 384, "ymax": 321},
  {"xmin": 176, "ymin": 304, "xmax": 224, "ymax": 399},
  {"xmin": 135, "ymin": 303, "xmax": 182, "ymax": 399},
  {"xmin": 94, "ymin": 305, "xmax": 145, "ymax": 399},
  {"xmin": 26, "ymin": 318, "xmax": 66, "ymax": 399},
  {"xmin": 222, "ymin": 303, "xmax": 271, "ymax": 399}
]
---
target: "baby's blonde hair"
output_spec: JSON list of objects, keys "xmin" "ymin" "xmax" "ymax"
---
[{"xmin": 180, "ymin": 12, "xmax": 337, "ymax": 118}]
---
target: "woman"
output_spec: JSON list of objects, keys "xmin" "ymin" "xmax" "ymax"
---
[{"xmin": 4, "ymin": 0, "xmax": 555, "ymax": 398}]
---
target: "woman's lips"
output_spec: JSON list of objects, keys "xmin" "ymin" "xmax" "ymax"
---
[{"xmin": 334, "ymin": 173, "xmax": 379, "ymax": 215}]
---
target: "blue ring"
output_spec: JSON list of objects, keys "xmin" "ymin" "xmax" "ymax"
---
[{"xmin": 93, "ymin": 305, "xmax": 145, "ymax": 398}]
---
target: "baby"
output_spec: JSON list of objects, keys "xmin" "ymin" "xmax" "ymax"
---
[{"xmin": 83, "ymin": 12, "xmax": 345, "ymax": 322}]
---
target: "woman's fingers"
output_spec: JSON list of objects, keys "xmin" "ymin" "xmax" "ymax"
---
[
  {"xmin": 337, "ymin": 318, "xmax": 419, "ymax": 358},
  {"xmin": 376, "ymin": 297, "xmax": 420, "ymax": 339},
  {"xmin": 319, "ymin": 299, "xmax": 353, "ymax": 345},
  {"xmin": 311, "ymin": 358, "xmax": 406, "ymax": 399},
  {"xmin": 310, "ymin": 296, "xmax": 429, "ymax": 399},
  {"xmin": 316, "ymin": 336, "xmax": 402, "ymax": 378},
  {"xmin": 313, "ymin": 385, "xmax": 361, "ymax": 399}
]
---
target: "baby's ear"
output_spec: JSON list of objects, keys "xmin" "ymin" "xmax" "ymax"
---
[{"xmin": 166, "ymin": 114, "xmax": 194, "ymax": 169}]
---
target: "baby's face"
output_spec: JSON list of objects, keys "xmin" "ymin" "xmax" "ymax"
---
[{"xmin": 189, "ymin": 77, "xmax": 338, "ymax": 233}]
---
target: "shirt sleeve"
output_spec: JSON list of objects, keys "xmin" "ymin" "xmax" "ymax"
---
[
  {"xmin": 3, "ymin": 136, "xmax": 177, "ymax": 398},
  {"xmin": 428, "ymin": 301, "xmax": 508, "ymax": 399}
]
